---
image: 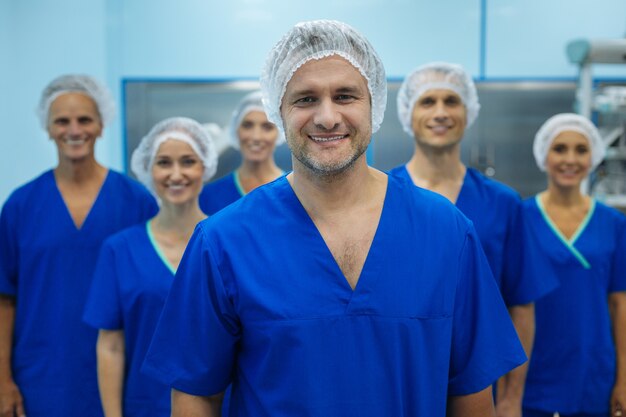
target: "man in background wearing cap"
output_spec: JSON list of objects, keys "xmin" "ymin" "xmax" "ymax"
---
[
  {"xmin": 390, "ymin": 63, "xmax": 558, "ymax": 417},
  {"xmin": 143, "ymin": 20, "xmax": 526, "ymax": 417}
]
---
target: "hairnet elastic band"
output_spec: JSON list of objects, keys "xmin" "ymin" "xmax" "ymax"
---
[
  {"xmin": 147, "ymin": 131, "xmax": 205, "ymax": 173},
  {"xmin": 43, "ymin": 90, "xmax": 102, "ymax": 127}
]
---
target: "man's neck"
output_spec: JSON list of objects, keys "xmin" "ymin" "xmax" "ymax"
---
[
  {"xmin": 54, "ymin": 157, "xmax": 106, "ymax": 185},
  {"xmin": 406, "ymin": 144, "xmax": 466, "ymax": 187},
  {"xmin": 288, "ymin": 156, "xmax": 384, "ymax": 217}
]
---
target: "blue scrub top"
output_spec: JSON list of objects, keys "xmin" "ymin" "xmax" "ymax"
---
[
  {"xmin": 198, "ymin": 172, "xmax": 243, "ymax": 215},
  {"xmin": 521, "ymin": 196, "xmax": 626, "ymax": 415},
  {"xmin": 143, "ymin": 174, "xmax": 526, "ymax": 417},
  {"xmin": 389, "ymin": 165, "xmax": 556, "ymax": 305},
  {"xmin": 0, "ymin": 170, "xmax": 158, "ymax": 417},
  {"xmin": 83, "ymin": 222, "xmax": 174, "ymax": 417}
]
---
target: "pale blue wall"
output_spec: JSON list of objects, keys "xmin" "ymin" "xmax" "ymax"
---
[
  {"xmin": 1, "ymin": 0, "xmax": 625, "ymax": 205},
  {"xmin": 1, "ymin": 0, "xmax": 111, "ymax": 205},
  {"xmin": 487, "ymin": 0, "xmax": 626, "ymax": 78}
]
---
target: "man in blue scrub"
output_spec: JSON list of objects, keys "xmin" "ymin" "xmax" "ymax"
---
[
  {"xmin": 389, "ymin": 62, "xmax": 557, "ymax": 416},
  {"xmin": 0, "ymin": 75, "xmax": 157, "ymax": 416},
  {"xmin": 143, "ymin": 21, "xmax": 527, "ymax": 416}
]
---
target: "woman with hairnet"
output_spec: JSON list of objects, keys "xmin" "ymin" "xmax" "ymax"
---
[
  {"xmin": 521, "ymin": 113, "xmax": 626, "ymax": 417},
  {"xmin": 198, "ymin": 90, "xmax": 284, "ymax": 215},
  {"xmin": 0, "ymin": 75, "xmax": 157, "ymax": 416},
  {"xmin": 83, "ymin": 117, "xmax": 218, "ymax": 417}
]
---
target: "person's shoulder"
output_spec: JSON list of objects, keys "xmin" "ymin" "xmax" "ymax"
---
[
  {"xmin": 593, "ymin": 199, "xmax": 626, "ymax": 224},
  {"xmin": 204, "ymin": 175, "xmax": 289, "ymax": 227},
  {"xmin": 106, "ymin": 170, "xmax": 156, "ymax": 207},
  {"xmin": 205, "ymin": 172, "xmax": 235, "ymax": 188},
  {"xmin": 202, "ymin": 173, "xmax": 238, "ymax": 200},
  {"xmin": 3, "ymin": 170, "xmax": 54, "ymax": 209},
  {"xmin": 519, "ymin": 194, "xmax": 539, "ymax": 210},
  {"xmin": 388, "ymin": 174, "xmax": 472, "ymax": 228},
  {"xmin": 387, "ymin": 164, "xmax": 410, "ymax": 179},
  {"xmin": 107, "ymin": 169, "xmax": 144, "ymax": 190},
  {"xmin": 465, "ymin": 168, "xmax": 520, "ymax": 202},
  {"xmin": 388, "ymin": 173, "xmax": 454, "ymax": 207},
  {"xmin": 104, "ymin": 222, "xmax": 147, "ymax": 248}
]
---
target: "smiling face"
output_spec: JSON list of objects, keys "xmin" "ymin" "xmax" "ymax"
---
[
  {"xmin": 238, "ymin": 110, "xmax": 279, "ymax": 163},
  {"xmin": 411, "ymin": 89, "xmax": 467, "ymax": 150},
  {"xmin": 47, "ymin": 93, "xmax": 103, "ymax": 163},
  {"xmin": 280, "ymin": 55, "xmax": 372, "ymax": 177},
  {"xmin": 151, "ymin": 139, "xmax": 205, "ymax": 205},
  {"xmin": 545, "ymin": 130, "xmax": 592, "ymax": 189}
]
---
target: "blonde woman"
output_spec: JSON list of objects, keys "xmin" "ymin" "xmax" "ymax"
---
[{"xmin": 83, "ymin": 117, "xmax": 217, "ymax": 417}]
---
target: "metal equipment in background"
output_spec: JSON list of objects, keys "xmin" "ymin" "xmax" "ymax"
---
[
  {"xmin": 125, "ymin": 79, "xmax": 579, "ymax": 198},
  {"xmin": 567, "ymin": 38, "xmax": 626, "ymax": 211}
]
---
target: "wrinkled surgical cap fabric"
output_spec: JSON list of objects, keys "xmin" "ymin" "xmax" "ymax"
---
[
  {"xmin": 228, "ymin": 91, "xmax": 285, "ymax": 149},
  {"xmin": 131, "ymin": 117, "xmax": 218, "ymax": 194},
  {"xmin": 397, "ymin": 62, "xmax": 480, "ymax": 137},
  {"xmin": 260, "ymin": 19, "xmax": 387, "ymax": 134},
  {"xmin": 533, "ymin": 113, "xmax": 605, "ymax": 171},
  {"xmin": 38, "ymin": 74, "xmax": 116, "ymax": 129}
]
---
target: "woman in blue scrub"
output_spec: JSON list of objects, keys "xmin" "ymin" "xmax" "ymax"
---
[
  {"xmin": 83, "ymin": 117, "xmax": 218, "ymax": 417},
  {"xmin": 199, "ymin": 90, "xmax": 285, "ymax": 215},
  {"xmin": 0, "ymin": 75, "xmax": 157, "ymax": 417},
  {"xmin": 521, "ymin": 113, "xmax": 626, "ymax": 417}
]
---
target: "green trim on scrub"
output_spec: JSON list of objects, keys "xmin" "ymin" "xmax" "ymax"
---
[
  {"xmin": 233, "ymin": 170, "xmax": 246, "ymax": 197},
  {"xmin": 534, "ymin": 195, "xmax": 595, "ymax": 270},
  {"xmin": 146, "ymin": 220, "xmax": 177, "ymax": 275},
  {"xmin": 234, "ymin": 169, "xmax": 287, "ymax": 197}
]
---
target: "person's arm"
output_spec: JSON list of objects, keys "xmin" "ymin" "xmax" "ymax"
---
[
  {"xmin": 97, "ymin": 329, "xmax": 125, "ymax": 417},
  {"xmin": 495, "ymin": 303, "xmax": 534, "ymax": 417},
  {"xmin": 447, "ymin": 386, "xmax": 495, "ymax": 417},
  {"xmin": 610, "ymin": 292, "xmax": 626, "ymax": 417},
  {"xmin": 171, "ymin": 388, "xmax": 224, "ymax": 417},
  {"xmin": 0, "ymin": 295, "xmax": 24, "ymax": 417}
]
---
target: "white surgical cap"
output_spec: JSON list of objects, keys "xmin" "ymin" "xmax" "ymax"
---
[
  {"xmin": 38, "ymin": 74, "xmax": 116, "ymax": 129},
  {"xmin": 228, "ymin": 91, "xmax": 285, "ymax": 149},
  {"xmin": 533, "ymin": 113, "xmax": 605, "ymax": 171},
  {"xmin": 397, "ymin": 62, "xmax": 480, "ymax": 137},
  {"xmin": 260, "ymin": 19, "xmax": 387, "ymax": 134},
  {"xmin": 131, "ymin": 117, "xmax": 218, "ymax": 194}
]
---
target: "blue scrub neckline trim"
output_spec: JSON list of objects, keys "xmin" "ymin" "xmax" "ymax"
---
[
  {"xmin": 534, "ymin": 194, "xmax": 595, "ymax": 269},
  {"xmin": 233, "ymin": 170, "xmax": 246, "ymax": 197},
  {"xmin": 234, "ymin": 169, "xmax": 287, "ymax": 198},
  {"xmin": 146, "ymin": 220, "xmax": 177, "ymax": 275}
]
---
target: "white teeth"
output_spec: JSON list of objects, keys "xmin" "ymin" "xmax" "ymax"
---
[
  {"xmin": 167, "ymin": 184, "xmax": 185, "ymax": 190},
  {"xmin": 310, "ymin": 135, "xmax": 345, "ymax": 142},
  {"xmin": 64, "ymin": 138, "xmax": 86, "ymax": 146},
  {"xmin": 430, "ymin": 126, "xmax": 449, "ymax": 134}
]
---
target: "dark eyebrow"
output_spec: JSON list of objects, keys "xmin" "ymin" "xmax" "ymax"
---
[
  {"xmin": 286, "ymin": 89, "xmax": 316, "ymax": 98},
  {"xmin": 336, "ymin": 86, "xmax": 365, "ymax": 95}
]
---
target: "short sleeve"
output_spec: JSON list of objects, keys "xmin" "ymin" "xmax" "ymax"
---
[
  {"xmin": 448, "ymin": 225, "xmax": 527, "ymax": 395},
  {"xmin": 500, "ymin": 203, "xmax": 558, "ymax": 306},
  {"xmin": 609, "ymin": 217, "xmax": 626, "ymax": 293},
  {"xmin": 0, "ymin": 197, "xmax": 19, "ymax": 296},
  {"xmin": 83, "ymin": 238, "xmax": 124, "ymax": 330},
  {"xmin": 142, "ymin": 224, "xmax": 240, "ymax": 396}
]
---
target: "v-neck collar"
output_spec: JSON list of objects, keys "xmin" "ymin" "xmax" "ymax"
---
[
  {"xmin": 234, "ymin": 169, "xmax": 287, "ymax": 198},
  {"xmin": 233, "ymin": 171, "xmax": 246, "ymax": 197},
  {"xmin": 50, "ymin": 169, "xmax": 110, "ymax": 232},
  {"xmin": 145, "ymin": 220, "xmax": 177, "ymax": 275},
  {"xmin": 402, "ymin": 164, "xmax": 468, "ymax": 206},
  {"xmin": 534, "ymin": 194, "xmax": 595, "ymax": 269},
  {"xmin": 282, "ymin": 175, "xmax": 389, "ymax": 296}
]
